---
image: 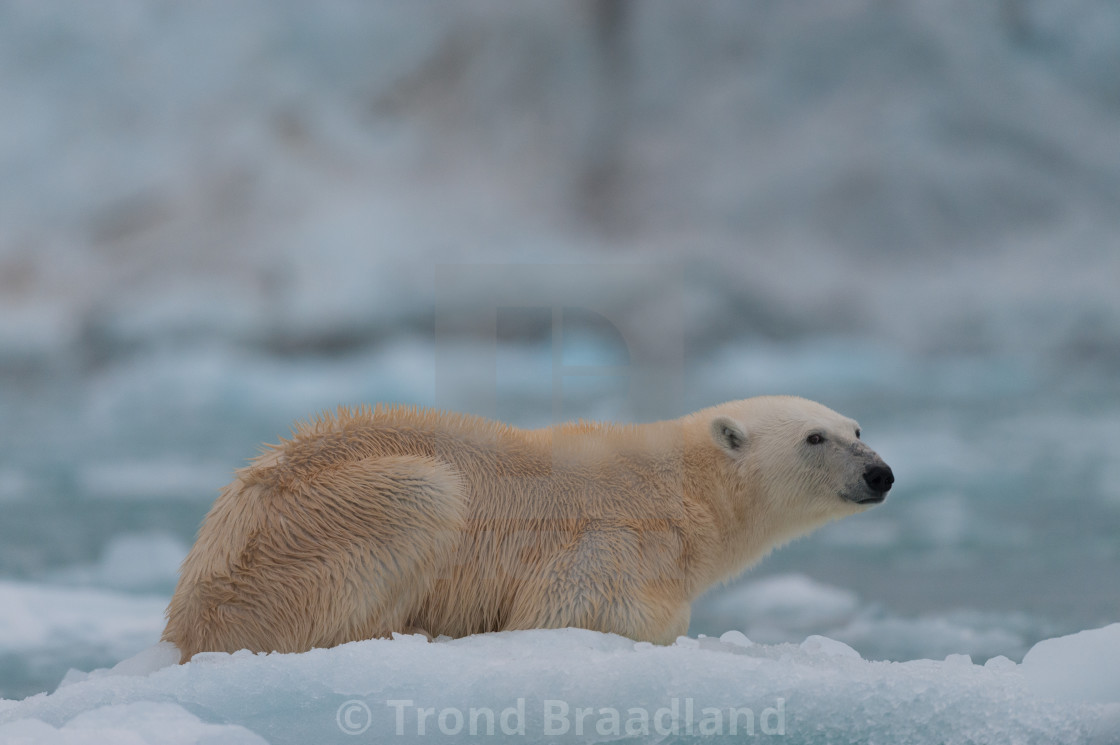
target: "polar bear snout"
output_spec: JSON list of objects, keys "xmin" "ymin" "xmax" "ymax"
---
[{"xmin": 857, "ymin": 463, "xmax": 894, "ymax": 503}]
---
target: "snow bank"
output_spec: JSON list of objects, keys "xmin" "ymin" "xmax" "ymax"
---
[
  {"xmin": 2, "ymin": 629, "xmax": 1117, "ymax": 745},
  {"xmin": 1022, "ymin": 623, "xmax": 1120, "ymax": 705}
]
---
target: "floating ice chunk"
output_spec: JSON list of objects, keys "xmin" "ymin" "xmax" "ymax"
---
[
  {"xmin": 984, "ymin": 655, "xmax": 1017, "ymax": 672},
  {"xmin": 834, "ymin": 613, "xmax": 1026, "ymax": 662},
  {"xmin": 700, "ymin": 573, "xmax": 859, "ymax": 642},
  {"xmin": 58, "ymin": 643, "xmax": 181, "ymax": 690},
  {"xmin": 0, "ymin": 581, "xmax": 165, "ymax": 656},
  {"xmin": 693, "ymin": 574, "xmax": 1043, "ymax": 662},
  {"xmin": 800, "ymin": 634, "xmax": 861, "ymax": 659},
  {"xmin": 1022, "ymin": 623, "xmax": 1120, "ymax": 704},
  {"xmin": 109, "ymin": 642, "xmax": 181, "ymax": 678},
  {"xmin": 52, "ymin": 533, "xmax": 188, "ymax": 593},
  {"xmin": 0, "ymin": 581, "xmax": 167, "ymax": 699},
  {"xmin": 718, "ymin": 630, "xmax": 753, "ymax": 648}
]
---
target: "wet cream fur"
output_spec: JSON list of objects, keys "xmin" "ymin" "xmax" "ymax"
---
[{"xmin": 163, "ymin": 396, "xmax": 882, "ymax": 660}]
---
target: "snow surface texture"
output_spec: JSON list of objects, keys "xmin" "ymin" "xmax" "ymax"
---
[{"xmin": 2, "ymin": 629, "xmax": 1118, "ymax": 745}]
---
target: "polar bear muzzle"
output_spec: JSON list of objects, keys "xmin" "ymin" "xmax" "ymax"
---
[{"xmin": 853, "ymin": 463, "xmax": 894, "ymax": 504}]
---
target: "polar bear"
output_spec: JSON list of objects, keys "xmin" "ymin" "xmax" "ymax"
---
[{"xmin": 163, "ymin": 396, "xmax": 892, "ymax": 660}]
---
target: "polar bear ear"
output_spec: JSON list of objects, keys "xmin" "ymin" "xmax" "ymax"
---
[{"xmin": 711, "ymin": 416, "xmax": 747, "ymax": 453}]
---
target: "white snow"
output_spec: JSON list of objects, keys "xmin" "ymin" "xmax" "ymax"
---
[
  {"xmin": 717, "ymin": 630, "xmax": 753, "ymax": 649},
  {"xmin": 1, "ymin": 629, "xmax": 1117, "ymax": 745},
  {"xmin": 799, "ymin": 635, "xmax": 861, "ymax": 660},
  {"xmin": 1022, "ymin": 623, "xmax": 1120, "ymax": 705}
]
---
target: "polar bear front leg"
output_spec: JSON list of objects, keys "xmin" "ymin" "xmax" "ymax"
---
[{"xmin": 501, "ymin": 527, "xmax": 690, "ymax": 644}]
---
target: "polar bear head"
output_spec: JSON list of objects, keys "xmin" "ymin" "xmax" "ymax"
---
[{"xmin": 708, "ymin": 396, "xmax": 893, "ymax": 538}]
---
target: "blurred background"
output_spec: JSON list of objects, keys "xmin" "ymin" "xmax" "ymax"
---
[{"xmin": 1, "ymin": 0, "xmax": 1119, "ymax": 699}]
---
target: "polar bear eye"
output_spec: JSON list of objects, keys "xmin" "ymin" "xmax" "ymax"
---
[{"xmin": 806, "ymin": 433, "xmax": 825, "ymax": 445}]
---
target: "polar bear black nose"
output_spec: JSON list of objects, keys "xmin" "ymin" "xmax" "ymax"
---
[{"xmin": 863, "ymin": 465, "xmax": 894, "ymax": 494}]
